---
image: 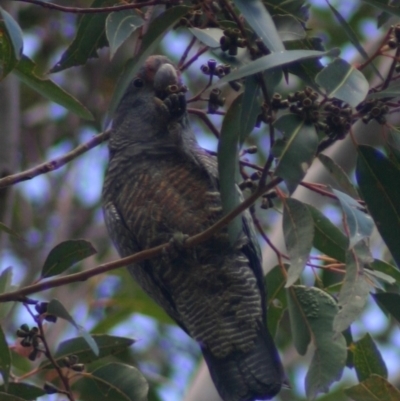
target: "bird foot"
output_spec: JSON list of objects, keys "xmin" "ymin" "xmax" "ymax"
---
[
  {"xmin": 162, "ymin": 232, "xmax": 189, "ymax": 261},
  {"xmin": 163, "ymin": 92, "xmax": 186, "ymax": 120}
]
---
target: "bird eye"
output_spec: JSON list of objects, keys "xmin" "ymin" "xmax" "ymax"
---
[{"xmin": 133, "ymin": 78, "xmax": 144, "ymax": 88}]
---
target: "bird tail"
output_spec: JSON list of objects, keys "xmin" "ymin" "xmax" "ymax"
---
[{"xmin": 201, "ymin": 326, "xmax": 283, "ymax": 401}]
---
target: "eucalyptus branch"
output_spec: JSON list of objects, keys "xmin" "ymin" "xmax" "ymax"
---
[
  {"xmin": 178, "ymin": 37, "xmax": 197, "ymax": 69},
  {"xmin": 179, "ymin": 46, "xmax": 209, "ymax": 71},
  {"xmin": 299, "ymin": 181, "xmax": 338, "ymax": 200},
  {"xmin": 382, "ymin": 46, "xmax": 400, "ymax": 90},
  {"xmin": 24, "ymin": 305, "xmax": 75, "ymax": 401},
  {"xmin": 0, "ymin": 177, "xmax": 281, "ymax": 303},
  {"xmin": 13, "ymin": 0, "xmax": 175, "ymax": 13},
  {"xmin": 188, "ymin": 108, "xmax": 221, "ymax": 138},
  {"xmin": 0, "ymin": 131, "xmax": 110, "ymax": 189}
]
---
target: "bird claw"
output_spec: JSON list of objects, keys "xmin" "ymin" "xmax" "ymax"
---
[
  {"xmin": 162, "ymin": 232, "xmax": 189, "ymax": 261},
  {"xmin": 163, "ymin": 92, "xmax": 186, "ymax": 119}
]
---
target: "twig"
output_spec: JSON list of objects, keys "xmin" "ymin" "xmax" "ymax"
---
[
  {"xmin": 382, "ymin": 46, "xmax": 400, "ymax": 90},
  {"xmin": 0, "ymin": 177, "xmax": 281, "ymax": 303},
  {"xmin": 188, "ymin": 108, "xmax": 221, "ymax": 138},
  {"xmin": 299, "ymin": 181, "xmax": 337, "ymax": 200},
  {"xmin": 178, "ymin": 37, "xmax": 197, "ymax": 69},
  {"xmin": 180, "ymin": 46, "xmax": 209, "ymax": 71},
  {"xmin": 0, "ymin": 131, "xmax": 110, "ymax": 189},
  {"xmin": 24, "ymin": 305, "xmax": 75, "ymax": 401},
  {"xmin": 13, "ymin": 0, "xmax": 174, "ymax": 13}
]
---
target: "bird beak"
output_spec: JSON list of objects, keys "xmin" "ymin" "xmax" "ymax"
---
[{"xmin": 153, "ymin": 63, "xmax": 180, "ymax": 99}]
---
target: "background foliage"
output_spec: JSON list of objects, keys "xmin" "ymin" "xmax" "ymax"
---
[{"xmin": 1, "ymin": 0, "xmax": 400, "ymax": 400}]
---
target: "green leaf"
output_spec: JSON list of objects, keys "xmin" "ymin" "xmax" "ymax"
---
[
  {"xmin": 353, "ymin": 333, "xmax": 388, "ymax": 382},
  {"xmin": 344, "ymin": 374, "xmax": 400, "ymax": 401},
  {"xmin": 370, "ymin": 259, "xmax": 400, "ymax": 285},
  {"xmin": 333, "ymin": 189, "xmax": 374, "ymax": 249},
  {"xmin": 41, "ymin": 335, "xmax": 135, "ymax": 368},
  {"xmin": 47, "ymin": 299, "xmax": 99, "ymax": 356},
  {"xmin": 0, "ymin": 393, "xmax": 25, "ymax": 401},
  {"xmin": 326, "ymin": 2, "xmax": 383, "ymax": 80},
  {"xmin": 273, "ymin": 114, "xmax": 318, "ymax": 193},
  {"xmin": 106, "ymin": 10, "xmax": 144, "ymax": 59},
  {"xmin": 0, "ymin": 7, "xmax": 23, "ymax": 59},
  {"xmin": 386, "ymin": 130, "xmax": 400, "ymax": 168},
  {"xmin": 315, "ymin": 58, "xmax": 369, "ymax": 107},
  {"xmin": 239, "ymin": 76, "xmax": 260, "ymax": 144},
  {"xmin": 188, "ymin": 27, "xmax": 221, "ymax": 48},
  {"xmin": 287, "ymin": 287, "xmax": 311, "ymax": 355},
  {"xmin": 107, "ymin": 6, "xmax": 189, "ymax": 125},
  {"xmin": 333, "ymin": 247, "xmax": 371, "ymax": 333},
  {"xmin": 218, "ymin": 94, "xmax": 242, "ymax": 244},
  {"xmin": 233, "ymin": 0, "xmax": 284, "ymax": 52},
  {"xmin": 0, "ymin": 383, "xmax": 46, "ymax": 400},
  {"xmin": 0, "ymin": 267, "xmax": 16, "ymax": 319},
  {"xmin": 318, "ymin": 154, "xmax": 358, "ymax": 198},
  {"xmin": 264, "ymin": 265, "xmax": 287, "ymax": 338},
  {"xmin": 13, "ymin": 56, "xmax": 94, "ymax": 120},
  {"xmin": 51, "ymin": 0, "xmax": 115, "ymax": 72},
  {"xmin": 212, "ymin": 49, "xmax": 339, "ymax": 89},
  {"xmin": 73, "ymin": 362, "xmax": 148, "ymax": 401},
  {"xmin": 0, "ymin": 20, "xmax": 18, "ymax": 80},
  {"xmin": 274, "ymin": 15, "xmax": 306, "ymax": 42},
  {"xmin": 282, "ymin": 199, "xmax": 314, "ymax": 287},
  {"xmin": 361, "ymin": 0, "xmax": 400, "ymax": 18},
  {"xmin": 0, "ymin": 222, "xmax": 21, "ymax": 239},
  {"xmin": 306, "ymin": 204, "xmax": 347, "ymax": 262},
  {"xmin": 367, "ymin": 81, "xmax": 400, "ymax": 100},
  {"xmin": 288, "ymin": 286, "xmax": 347, "ymax": 399},
  {"xmin": 372, "ymin": 292, "xmax": 400, "ymax": 324},
  {"xmin": 356, "ymin": 145, "xmax": 400, "ymax": 268},
  {"xmin": 0, "ymin": 325, "xmax": 10, "ymax": 389},
  {"xmin": 41, "ymin": 239, "xmax": 97, "ymax": 278}
]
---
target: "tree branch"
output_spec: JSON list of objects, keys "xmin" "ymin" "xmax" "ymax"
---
[
  {"xmin": 13, "ymin": 0, "xmax": 177, "ymax": 13},
  {"xmin": 0, "ymin": 177, "xmax": 281, "ymax": 303},
  {"xmin": 0, "ymin": 131, "xmax": 110, "ymax": 189}
]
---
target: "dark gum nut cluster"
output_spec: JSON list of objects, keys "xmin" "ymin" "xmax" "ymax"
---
[
  {"xmin": 357, "ymin": 98, "xmax": 389, "ymax": 125},
  {"xmin": 208, "ymin": 88, "xmax": 225, "ymax": 113}
]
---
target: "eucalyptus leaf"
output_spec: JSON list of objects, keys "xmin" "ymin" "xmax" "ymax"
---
[
  {"xmin": 264, "ymin": 265, "xmax": 287, "ymax": 338},
  {"xmin": 356, "ymin": 145, "xmax": 400, "ymax": 268},
  {"xmin": 14, "ymin": 56, "xmax": 94, "ymax": 120},
  {"xmin": 273, "ymin": 114, "xmax": 318, "ymax": 193},
  {"xmin": 212, "ymin": 49, "xmax": 339, "ymax": 89},
  {"xmin": 41, "ymin": 239, "xmax": 97, "ymax": 278},
  {"xmin": 188, "ymin": 27, "xmax": 221, "ymax": 48},
  {"xmin": 0, "ymin": 7, "xmax": 23, "ymax": 59},
  {"xmin": 361, "ymin": 0, "xmax": 400, "ymax": 17},
  {"xmin": 306, "ymin": 204, "xmax": 347, "ymax": 262},
  {"xmin": 274, "ymin": 15, "xmax": 306, "ymax": 42},
  {"xmin": 315, "ymin": 58, "xmax": 369, "ymax": 107},
  {"xmin": 233, "ymin": 0, "xmax": 284, "ymax": 52},
  {"xmin": 344, "ymin": 374, "xmax": 400, "ymax": 401},
  {"xmin": 73, "ymin": 362, "xmax": 148, "ymax": 401},
  {"xmin": 106, "ymin": 10, "xmax": 144, "ymax": 59},
  {"xmin": 283, "ymin": 199, "xmax": 314, "ymax": 287},
  {"xmin": 51, "ymin": 0, "xmax": 115, "ymax": 72},
  {"xmin": 353, "ymin": 333, "xmax": 388, "ymax": 382},
  {"xmin": 0, "ymin": 383, "xmax": 46, "ymax": 400},
  {"xmin": 318, "ymin": 154, "xmax": 358, "ymax": 198},
  {"xmin": 218, "ymin": 94, "xmax": 242, "ymax": 244},
  {"xmin": 288, "ymin": 286, "xmax": 346, "ymax": 399},
  {"xmin": 333, "ymin": 247, "xmax": 371, "ymax": 333},
  {"xmin": 47, "ymin": 299, "xmax": 99, "ymax": 356},
  {"xmin": 239, "ymin": 76, "xmax": 260, "ymax": 144},
  {"xmin": 332, "ymin": 189, "xmax": 374, "ymax": 249},
  {"xmin": 0, "ymin": 325, "xmax": 10, "ymax": 389}
]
